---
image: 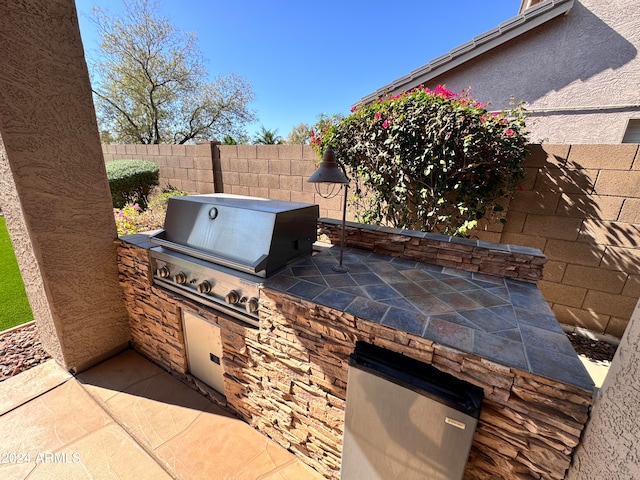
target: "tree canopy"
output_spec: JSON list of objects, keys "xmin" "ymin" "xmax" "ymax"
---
[
  {"xmin": 253, "ymin": 126, "xmax": 283, "ymax": 144},
  {"xmin": 286, "ymin": 123, "xmax": 312, "ymax": 144},
  {"xmin": 90, "ymin": 0, "xmax": 256, "ymax": 144}
]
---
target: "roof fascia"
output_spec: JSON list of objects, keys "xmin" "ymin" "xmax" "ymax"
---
[{"xmin": 358, "ymin": 0, "xmax": 574, "ymax": 105}]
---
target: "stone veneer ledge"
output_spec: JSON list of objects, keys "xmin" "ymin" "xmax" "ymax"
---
[
  {"xmin": 116, "ymin": 232, "xmax": 595, "ymax": 480},
  {"xmin": 318, "ymin": 218, "xmax": 547, "ymax": 283}
]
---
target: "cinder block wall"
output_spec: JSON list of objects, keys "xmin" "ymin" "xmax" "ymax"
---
[
  {"xmin": 498, "ymin": 145, "xmax": 640, "ymax": 337},
  {"xmin": 102, "ymin": 142, "xmax": 216, "ymax": 194},
  {"xmin": 214, "ymin": 145, "xmax": 345, "ymax": 219},
  {"xmin": 102, "ymin": 143, "xmax": 640, "ymax": 337},
  {"xmin": 103, "ymin": 143, "xmax": 345, "ymax": 219}
]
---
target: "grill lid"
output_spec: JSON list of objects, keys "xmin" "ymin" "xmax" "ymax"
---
[{"xmin": 150, "ymin": 194, "xmax": 318, "ymax": 277}]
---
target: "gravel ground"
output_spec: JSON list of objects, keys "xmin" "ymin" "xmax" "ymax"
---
[
  {"xmin": 566, "ymin": 331, "xmax": 618, "ymax": 363},
  {"xmin": 0, "ymin": 322, "xmax": 51, "ymax": 382},
  {"xmin": 0, "ymin": 321, "xmax": 618, "ymax": 383}
]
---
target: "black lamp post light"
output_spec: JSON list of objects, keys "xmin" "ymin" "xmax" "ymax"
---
[{"xmin": 307, "ymin": 147, "xmax": 350, "ymax": 273}]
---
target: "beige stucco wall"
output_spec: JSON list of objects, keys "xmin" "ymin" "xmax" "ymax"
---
[
  {"xmin": 424, "ymin": 0, "xmax": 640, "ymax": 143},
  {"xmin": 566, "ymin": 296, "xmax": 640, "ymax": 479},
  {"xmin": 0, "ymin": 0, "xmax": 130, "ymax": 372}
]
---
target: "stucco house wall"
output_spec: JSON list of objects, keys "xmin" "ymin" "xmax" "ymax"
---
[
  {"xmin": 566, "ymin": 296, "xmax": 640, "ymax": 479},
  {"xmin": 362, "ymin": 0, "xmax": 640, "ymax": 144},
  {"xmin": 0, "ymin": 0, "xmax": 130, "ymax": 372}
]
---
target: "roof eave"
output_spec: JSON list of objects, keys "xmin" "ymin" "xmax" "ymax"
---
[{"xmin": 358, "ymin": 0, "xmax": 574, "ymax": 105}]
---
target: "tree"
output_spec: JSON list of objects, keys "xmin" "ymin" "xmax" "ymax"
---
[
  {"xmin": 253, "ymin": 126, "xmax": 283, "ymax": 144},
  {"xmin": 286, "ymin": 123, "xmax": 312, "ymax": 144},
  {"xmin": 222, "ymin": 133, "xmax": 250, "ymax": 145},
  {"xmin": 90, "ymin": 0, "xmax": 256, "ymax": 144}
]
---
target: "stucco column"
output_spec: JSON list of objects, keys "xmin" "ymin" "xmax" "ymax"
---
[
  {"xmin": 0, "ymin": 0, "xmax": 130, "ymax": 372},
  {"xmin": 566, "ymin": 297, "xmax": 640, "ymax": 479}
]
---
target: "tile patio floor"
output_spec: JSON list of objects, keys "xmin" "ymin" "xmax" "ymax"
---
[{"xmin": 0, "ymin": 350, "xmax": 323, "ymax": 480}]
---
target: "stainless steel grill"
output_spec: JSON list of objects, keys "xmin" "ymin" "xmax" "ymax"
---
[{"xmin": 149, "ymin": 194, "xmax": 319, "ymax": 326}]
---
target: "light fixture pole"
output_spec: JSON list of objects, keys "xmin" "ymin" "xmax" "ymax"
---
[{"xmin": 307, "ymin": 147, "xmax": 350, "ymax": 273}]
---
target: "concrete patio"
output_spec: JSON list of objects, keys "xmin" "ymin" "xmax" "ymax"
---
[{"xmin": 0, "ymin": 349, "xmax": 323, "ymax": 480}]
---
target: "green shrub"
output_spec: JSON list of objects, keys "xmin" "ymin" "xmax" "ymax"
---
[
  {"xmin": 148, "ymin": 185, "xmax": 189, "ymax": 210},
  {"xmin": 106, "ymin": 159, "xmax": 159, "ymax": 209},
  {"xmin": 311, "ymin": 85, "xmax": 528, "ymax": 236}
]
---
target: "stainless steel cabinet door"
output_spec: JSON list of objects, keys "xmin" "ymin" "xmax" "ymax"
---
[{"xmin": 341, "ymin": 366, "xmax": 477, "ymax": 480}]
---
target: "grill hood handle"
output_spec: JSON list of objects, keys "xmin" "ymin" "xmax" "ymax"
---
[{"xmin": 150, "ymin": 231, "xmax": 268, "ymax": 275}]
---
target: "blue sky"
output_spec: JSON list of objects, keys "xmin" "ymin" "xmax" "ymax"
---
[{"xmin": 75, "ymin": 0, "xmax": 522, "ymax": 140}]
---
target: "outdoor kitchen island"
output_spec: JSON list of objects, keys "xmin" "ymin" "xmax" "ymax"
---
[{"xmin": 116, "ymin": 218, "xmax": 595, "ymax": 480}]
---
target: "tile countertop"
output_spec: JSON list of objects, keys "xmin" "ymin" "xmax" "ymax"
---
[{"xmin": 264, "ymin": 245, "xmax": 595, "ymax": 391}]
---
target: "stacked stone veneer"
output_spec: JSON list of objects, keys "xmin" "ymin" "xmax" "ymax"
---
[
  {"xmin": 318, "ymin": 219, "xmax": 547, "ymax": 283},
  {"xmin": 116, "ymin": 240, "xmax": 188, "ymax": 376},
  {"xmin": 116, "ymin": 234, "xmax": 593, "ymax": 480},
  {"xmin": 255, "ymin": 290, "xmax": 592, "ymax": 480}
]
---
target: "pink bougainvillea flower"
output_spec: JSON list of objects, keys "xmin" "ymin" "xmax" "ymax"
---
[
  {"xmin": 382, "ymin": 120, "xmax": 389, "ymax": 128},
  {"xmin": 505, "ymin": 128, "xmax": 515, "ymax": 136},
  {"xmin": 375, "ymin": 112, "xmax": 381, "ymax": 119},
  {"xmin": 350, "ymin": 105, "xmax": 358, "ymax": 113},
  {"xmin": 434, "ymin": 84, "xmax": 457, "ymax": 99}
]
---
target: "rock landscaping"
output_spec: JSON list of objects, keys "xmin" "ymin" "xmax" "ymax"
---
[{"xmin": 0, "ymin": 322, "xmax": 50, "ymax": 381}]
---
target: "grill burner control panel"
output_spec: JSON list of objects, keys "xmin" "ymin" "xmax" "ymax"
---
[{"xmin": 150, "ymin": 246, "xmax": 262, "ymax": 327}]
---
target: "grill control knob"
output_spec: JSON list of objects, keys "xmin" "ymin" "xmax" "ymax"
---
[
  {"xmin": 225, "ymin": 290, "xmax": 240, "ymax": 305},
  {"xmin": 157, "ymin": 266, "xmax": 170, "ymax": 278},
  {"xmin": 246, "ymin": 297, "xmax": 259, "ymax": 314},
  {"xmin": 174, "ymin": 272, "xmax": 187, "ymax": 284},
  {"xmin": 197, "ymin": 281, "xmax": 212, "ymax": 294}
]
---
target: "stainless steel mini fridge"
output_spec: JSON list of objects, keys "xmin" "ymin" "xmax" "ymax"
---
[{"xmin": 340, "ymin": 342, "xmax": 483, "ymax": 480}]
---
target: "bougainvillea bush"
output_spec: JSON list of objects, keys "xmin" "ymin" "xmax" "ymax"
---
[{"xmin": 311, "ymin": 85, "xmax": 528, "ymax": 236}]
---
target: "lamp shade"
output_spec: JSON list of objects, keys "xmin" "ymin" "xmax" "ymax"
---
[{"xmin": 307, "ymin": 147, "xmax": 349, "ymax": 184}]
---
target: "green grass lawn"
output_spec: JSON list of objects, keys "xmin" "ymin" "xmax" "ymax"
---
[{"xmin": 0, "ymin": 216, "xmax": 33, "ymax": 331}]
